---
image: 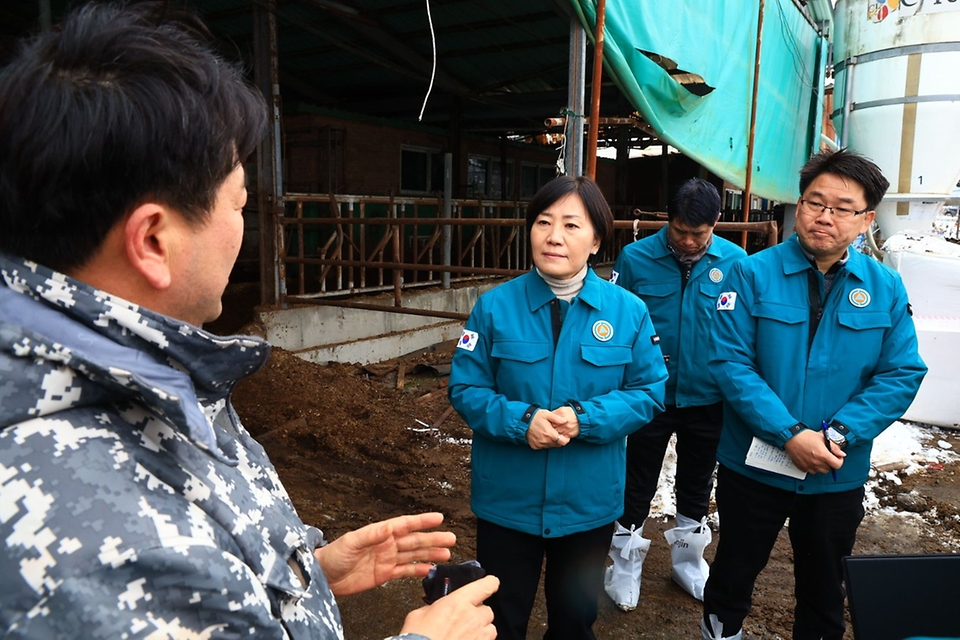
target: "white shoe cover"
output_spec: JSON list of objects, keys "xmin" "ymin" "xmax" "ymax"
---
[
  {"xmin": 603, "ymin": 521, "xmax": 650, "ymax": 611},
  {"xmin": 664, "ymin": 513, "xmax": 712, "ymax": 601},
  {"xmin": 701, "ymin": 614, "xmax": 742, "ymax": 640}
]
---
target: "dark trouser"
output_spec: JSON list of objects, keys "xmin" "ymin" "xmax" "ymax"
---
[
  {"xmin": 622, "ymin": 402, "xmax": 723, "ymax": 527},
  {"xmin": 476, "ymin": 518, "xmax": 613, "ymax": 640},
  {"xmin": 703, "ymin": 465, "xmax": 865, "ymax": 640}
]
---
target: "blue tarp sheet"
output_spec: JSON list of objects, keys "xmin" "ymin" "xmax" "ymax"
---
[{"xmin": 570, "ymin": 0, "xmax": 826, "ymax": 202}]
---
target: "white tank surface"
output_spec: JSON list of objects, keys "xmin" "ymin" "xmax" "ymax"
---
[{"xmin": 833, "ymin": 0, "xmax": 960, "ymax": 239}]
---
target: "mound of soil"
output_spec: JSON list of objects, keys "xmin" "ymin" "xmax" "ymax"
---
[{"xmin": 233, "ymin": 344, "xmax": 960, "ymax": 640}]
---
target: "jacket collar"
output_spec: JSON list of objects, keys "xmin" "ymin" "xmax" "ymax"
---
[
  {"xmin": 781, "ymin": 233, "xmax": 867, "ymax": 282},
  {"xmin": 525, "ymin": 267, "xmax": 605, "ymax": 312},
  {"xmin": 0, "ymin": 253, "xmax": 270, "ymax": 463}
]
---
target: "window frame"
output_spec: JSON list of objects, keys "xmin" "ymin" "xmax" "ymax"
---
[{"xmin": 400, "ymin": 145, "xmax": 444, "ymax": 195}]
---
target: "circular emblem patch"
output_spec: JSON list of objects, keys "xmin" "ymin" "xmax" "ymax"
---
[
  {"xmin": 849, "ymin": 288, "xmax": 871, "ymax": 308},
  {"xmin": 709, "ymin": 268, "xmax": 723, "ymax": 283},
  {"xmin": 592, "ymin": 320, "xmax": 614, "ymax": 342}
]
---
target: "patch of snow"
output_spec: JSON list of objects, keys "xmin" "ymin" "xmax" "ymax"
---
[
  {"xmin": 882, "ymin": 230, "xmax": 960, "ymax": 257},
  {"xmin": 647, "ymin": 421, "xmax": 958, "ymax": 524},
  {"xmin": 871, "ymin": 421, "xmax": 958, "ymax": 475}
]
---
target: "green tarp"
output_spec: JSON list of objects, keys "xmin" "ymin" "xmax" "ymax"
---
[{"xmin": 570, "ymin": 0, "xmax": 826, "ymax": 203}]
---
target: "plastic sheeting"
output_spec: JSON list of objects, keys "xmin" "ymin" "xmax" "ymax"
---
[
  {"xmin": 569, "ymin": 0, "xmax": 826, "ymax": 202},
  {"xmin": 884, "ymin": 234, "xmax": 960, "ymax": 429}
]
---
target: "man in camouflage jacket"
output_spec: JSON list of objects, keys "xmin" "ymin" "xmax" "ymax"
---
[
  {"xmin": 0, "ymin": 3, "xmax": 497, "ymax": 639},
  {"xmin": 0, "ymin": 254, "xmax": 347, "ymax": 637}
]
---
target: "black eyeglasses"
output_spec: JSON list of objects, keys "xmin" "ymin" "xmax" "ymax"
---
[{"xmin": 799, "ymin": 199, "xmax": 869, "ymax": 220}]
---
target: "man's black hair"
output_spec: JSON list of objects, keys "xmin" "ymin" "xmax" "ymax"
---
[
  {"xmin": 799, "ymin": 148, "xmax": 890, "ymax": 210},
  {"xmin": 668, "ymin": 178, "xmax": 721, "ymax": 227},
  {"xmin": 0, "ymin": 1, "xmax": 268, "ymax": 272},
  {"xmin": 524, "ymin": 175, "xmax": 614, "ymax": 264}
]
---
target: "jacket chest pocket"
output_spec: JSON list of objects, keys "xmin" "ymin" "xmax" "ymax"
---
[
  {"xmin": 636, "ymin": 282, "xmax": 679, "ymax": 298},
  {"xmin": 492, "ymin": 340, "xmax": 551, "ymax": 394},
  {"xmin": 754, "ymin": 301, "xmax": 807, "ymax": 325},
  {"xmin": 753, "ymin": 301, "xmax": 806, "ymax": 359},
  {"xmin": 636, "ymin": 282, "xmax": 679, "ymax": 318},
  {"xmin": 698, "ymin": 282, "xmax": 722, "ymax": 300},
  {"xmin": 835, "ymin": 311, "xmax": 890, "ymax": 366},
  {"xmin": 579, "ymin": 343, "xmax": 633, "ymax": 394},
  {"xmin": 690, "ymin": 283, "xmax": 723, "ymax": 357},
  {"xmin": 696, "ymin": 282, "xmax": 722, "ymax": 321}
]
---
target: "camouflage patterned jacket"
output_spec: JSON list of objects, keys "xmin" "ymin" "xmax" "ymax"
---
[{"xmin": 0, "ymin": 254, "xmax": 415, "ymax": 639}]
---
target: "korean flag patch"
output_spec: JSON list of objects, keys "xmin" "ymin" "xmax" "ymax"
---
[
  {"xmin": 717, "ymin": 292, "xmax": 737, "ymax": 311},
  {"xmin": 609, "ymin": 269, "xmax": 620, "ymax": 285},
  {"xmin": 457, "ymin": 329, "xmax": 479, "ymax": 352}
]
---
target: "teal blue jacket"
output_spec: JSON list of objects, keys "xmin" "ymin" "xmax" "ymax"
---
[
  {"xmin": 611, "ymin": 226, "xmax": 747, "ymax": 407},
  {"xmin": 709, "ymin": 234, "xmax": 927, "ymax": 493},
  {"xmin": 449, "ymin": 269, "xmax": 667, "ymax": 538}
]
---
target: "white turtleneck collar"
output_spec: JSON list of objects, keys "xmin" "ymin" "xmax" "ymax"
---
[{"xmin": 536, "ymin": 264, "xmax": 589, "ymax": 302}]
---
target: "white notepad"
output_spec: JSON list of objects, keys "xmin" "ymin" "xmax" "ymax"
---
[{"xmin": 745, "ymin": 437, "xmax": 807, "ymax": 480}]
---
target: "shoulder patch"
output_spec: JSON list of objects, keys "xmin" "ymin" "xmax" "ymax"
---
[
  {"xmin": 457, "ymin": 329, "xmax": 479, "ymax": 351},
  {"xmin": 609, "ymin": 270, "xmax": 620, "ymax": 285},
  {"xmin": 717, "ymin": 292, "xmax": 737, "ymax": 311}
]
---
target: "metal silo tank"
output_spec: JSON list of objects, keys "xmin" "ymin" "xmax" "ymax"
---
[{"xmin": 833, "ymin": 0, "xmax": 960, "ymax": 239}]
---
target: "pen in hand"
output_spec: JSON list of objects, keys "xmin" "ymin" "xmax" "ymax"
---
[{"xmin": 821, "ymin": 421, "xmax": 838, "ymax": 481}]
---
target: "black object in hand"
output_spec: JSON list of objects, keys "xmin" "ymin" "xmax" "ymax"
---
[{"xmin": 422, "ymin": 560, "xmax": 486, "ymax": 604}]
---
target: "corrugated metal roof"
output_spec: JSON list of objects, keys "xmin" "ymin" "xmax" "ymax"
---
[
  {"xmin": 1, "ymin": 0, "xmax": 639, "ymax": 141},
  {"xmin": 227, "ymin": 0, "xmax": 583, "ymax": 133}
]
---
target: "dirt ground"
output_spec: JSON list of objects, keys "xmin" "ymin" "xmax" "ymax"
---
[{"xmin": 231, "ymin": 341, "xmax": 960, "ymax": 640}]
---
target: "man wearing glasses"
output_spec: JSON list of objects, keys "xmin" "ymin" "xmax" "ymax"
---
[{"xmin": 700, "ymin": 149, "xmax": 926, "ymax": 640}]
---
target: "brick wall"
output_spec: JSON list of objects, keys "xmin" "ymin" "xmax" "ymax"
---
[{"xmin": 282, "ymin": 111, "xmax": 608, "ymax": 200}]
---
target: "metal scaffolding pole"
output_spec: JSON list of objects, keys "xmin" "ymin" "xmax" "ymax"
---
[
  {"xmin": 741, "ymin": 0, "xmax": 765, "ymax": 247},
  {"xmin": 565, "ymin": 17, "xmax": 587, "ymax": 177},
  {"xmin": 585, "ymin": 0, "xmax": 607, "ymax": 179},
  {"xmin": 442, "ymin": 153, "xmax": 453, "ymax": 289},
  {"xmin": 253, "ymin": 1, "xmax": 284, "ymax": 306}
]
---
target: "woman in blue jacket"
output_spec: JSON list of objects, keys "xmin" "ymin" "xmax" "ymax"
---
[{"xmin": 449, "ymin": 176, "xmax": 668, "ymax": 640}]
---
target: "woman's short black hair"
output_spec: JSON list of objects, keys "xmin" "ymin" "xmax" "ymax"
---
[{"xmin": 524, "ymin": 175, "xmax": 614, "ymax": 262}]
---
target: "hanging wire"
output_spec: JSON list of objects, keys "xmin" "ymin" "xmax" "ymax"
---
[
  {"xmin": 555, "ymin": 128, "xmax": 567, "ymax": 176},
  {"xmin": 417, "ymin": 0, "xmax": 437, "ymax": 122}
]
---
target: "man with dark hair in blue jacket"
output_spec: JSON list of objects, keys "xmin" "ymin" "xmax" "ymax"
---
[
  {"xmin": 606, "ymin": 178, "xmax": 746, "ymax": 611},
  {"xmin": 700, "ymin": 149, "xmax": 926, "ymax": 640}
]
